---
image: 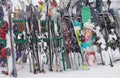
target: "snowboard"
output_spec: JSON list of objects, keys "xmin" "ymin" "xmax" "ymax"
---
[{"xmin": 81, "ymin": 6, "xmax": 94, "ymax": 68}]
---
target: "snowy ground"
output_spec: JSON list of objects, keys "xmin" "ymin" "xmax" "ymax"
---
[{"xmin": 0, "ymin": 61, "xmax": 120, "ymax": 78}]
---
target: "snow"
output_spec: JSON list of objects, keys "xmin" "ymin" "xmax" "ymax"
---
[{"xmin": 0, "ymin": 62, "xmax": 120, "ymax": 78}]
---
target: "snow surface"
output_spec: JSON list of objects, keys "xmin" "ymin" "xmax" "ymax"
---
[{"xmin": 0, "ymin": 62, "xmax": 120, "ymax": 78}]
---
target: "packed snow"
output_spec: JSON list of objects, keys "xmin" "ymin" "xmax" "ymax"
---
[{"xmin": 0, "ymin": 62, "xmax": 120, "ymax": 78}]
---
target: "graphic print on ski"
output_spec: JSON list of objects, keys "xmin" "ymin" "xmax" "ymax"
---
[
  {"xmin": 60, "ymin": 11, "xmax": 75, "ymax": 70},
  {"xmin": 81, "ymin": 6, "xmax": 92, "ymax": 69},
  {"xmin": 102, "ymin": 1, "xmax": 114, "ymax": 67},
  {"xmin": 95, "ymin": 0, "xmax": 114, "ymax": 67},
  {"xmin": 25, "ymin": 2, "xmax": 41, "ymax": 73}
]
